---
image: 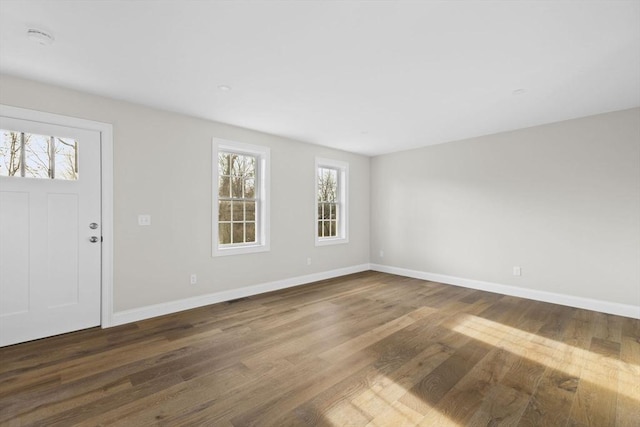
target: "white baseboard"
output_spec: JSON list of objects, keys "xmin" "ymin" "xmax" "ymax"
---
[
  {"xmin": 109, "ymin": 264, "xmax": 370, "ymax": 327},
  {"xmin": 109, "ymin": 262, "xmax": 639, "ymax": 327},
  {"xmin": 370, "ymin": 263, "xmax": 640, "ymax": 319}
]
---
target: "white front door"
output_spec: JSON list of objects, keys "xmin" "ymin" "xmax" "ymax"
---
[{"xmin": 0, "ymin": 116, "xmax": 102, "ymax": 347}]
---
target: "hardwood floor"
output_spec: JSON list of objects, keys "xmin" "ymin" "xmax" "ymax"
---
[{"xmin": 1, "ymin": 271, "xmax": 638, "ymax": 426}]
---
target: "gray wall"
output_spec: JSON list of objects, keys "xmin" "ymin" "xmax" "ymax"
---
[
  {"xmin": 2, "ymin": 74, "xmax": 638, "ymax": 312},
  {"xmin": 0, "ymin": 75, "xmax": 370, "ymax": 312},
  {"xmin": 371, "ymin": 108, "xmax": 640, "ymax": 306}
]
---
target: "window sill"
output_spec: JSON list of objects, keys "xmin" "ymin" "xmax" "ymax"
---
[
  {"xmin": 315, "ymin": 237, "xmax": 349, "ymax": 247},
  {"xmin": 213, "ymin": 243, "xmax": 270, "ymax": 257}
]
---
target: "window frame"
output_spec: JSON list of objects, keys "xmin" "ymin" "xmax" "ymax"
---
[
  {"xmin": 212, "ymin": 138, "xmax": 270, "ymax": 257},
  {"xmin": 315, "ymin": 157, "xmax": 349, "ymax": 246}
]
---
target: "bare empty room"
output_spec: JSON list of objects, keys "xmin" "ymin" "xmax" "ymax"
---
[{"xmin": 0, "ymin": 1, "xmax": 638, "ymax": 426}]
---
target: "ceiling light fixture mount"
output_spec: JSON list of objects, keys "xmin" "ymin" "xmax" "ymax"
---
[{"xmin": 27, "ymin": 28, "xmax": 55, "ymax": 46}]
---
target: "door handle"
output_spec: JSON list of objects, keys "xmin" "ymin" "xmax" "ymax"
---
[{"xmin": 89, "ymin": 236, "xmax": 100, "ymax": 243}]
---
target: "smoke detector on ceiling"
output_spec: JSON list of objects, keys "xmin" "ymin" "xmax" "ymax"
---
[{"xmin": 27, "ymin": 29, "xmax": 55, "ymax": 46}]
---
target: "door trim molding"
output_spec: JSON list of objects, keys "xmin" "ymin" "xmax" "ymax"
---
[{"xmin": 0, "ymin": 104, "xmax": 114, "ymax": 328}]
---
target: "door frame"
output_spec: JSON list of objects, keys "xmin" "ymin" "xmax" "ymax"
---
[{"xmin": 0, "ymin": 104, "xmax": 114, "ymax": 328}]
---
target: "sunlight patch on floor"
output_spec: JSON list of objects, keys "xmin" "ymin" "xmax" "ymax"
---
[
  {"xmin": 323, "ymin": 384, "xmax": 460, "ymax": 427},
  {"xmin": 449, "ymin": 314, "xmax": 640, "ymax": 404},
  {"xmin": 323, "ymin": 360, "xmax": 461, "ymax": 426}
]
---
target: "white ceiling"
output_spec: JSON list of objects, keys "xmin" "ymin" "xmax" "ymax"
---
[{"xmin": 1, "ymin": 1, "xmax": 639, "ymax": 156}]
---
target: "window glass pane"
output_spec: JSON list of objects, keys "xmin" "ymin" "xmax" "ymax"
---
[
  {"xmin": 218, "ymin": 153, "xmax": 230, "ymax": 175},
  {"xmin": 245, "ymin": 157, "xmax": 255, "ymax": 177},
  {"xmin": 244, "ymin": 178, "xmax": 255, "ymax": 199},
  {"xmin": 232, "ymin": 201, "xmax": 244, "ymax": 221},
  {"xmin": 323, "ymin": 221, "xmax": 331, "ymax": 237},
  {"xmin": 328, "ymin": 170, "xmax": 337, "ymax": 202},
  {"xmin": 219, "ymin": 177, "xmax": 230, "ymax": 198},
  {"xmin": 1, "ymin": 130, "xmax": 79, "ymax": 180},
  {"xmin": 54, "ymin": 137, "xmax": 78, "ymax": 180},
  {"xmin": 0, "ymin": 130, "xmax": 21, "ymax": 176},
  {"xmin": 219, "ymin": 223, "xmax": 231, "ymax": 244},
  {"xmin": 230, "ymin": 154, "xmax": 253, "ymax": 178},
  {"xmin": 219, "ymin": 201, "xmax": 231, "ymax": 221},
  {"xmin": 318, "ymin": 167, "xmax": 338, "ymax": 202},
  {"xmin": 231, "ymin": 177, "xmax": 243, "ymax": 198},
  {"xmin": 24, "ymin": 133, "xmax": 51, "ymax": 179},
  {"xmin": 232, "ymin": 223, "xmax": 244, "ymax": 243},
  {"xmin": 323, "ymin": 203, "xmax": 332, "ymax": 220},
  {"xmin": 330, "ymin": 221, "xmax": 337, "ymax": 236},
  {"xmin": 245, "ymin": 201, "xmax": 256, "ymax": 221},
  {"xmin": 246, "ymin": 222, "xmax": 256, "ymax": 242},
  {"xmin": 230, "ymin": 154, "xmax": 240, "ymax": 174},
  {"xmin": 329, "ymin": 204, "xmax": 336, "ymax": 219}
]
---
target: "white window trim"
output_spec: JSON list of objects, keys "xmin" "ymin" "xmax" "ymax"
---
[
  {"xmin": 212, "ymin": 138, "xmax": 270, "ymax": 256},
  {"xmin": 315, "ymin": 157, "xmax": 349, "ymax": 246}
]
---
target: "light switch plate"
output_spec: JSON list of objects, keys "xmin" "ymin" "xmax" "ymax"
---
[{"xmin": 138, "ymin": 214, "xmax": 151, "ymax": 226}]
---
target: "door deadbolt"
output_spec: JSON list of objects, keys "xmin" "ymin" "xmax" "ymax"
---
[{"xmin": 89, "ymin": 223, "xmax": 99, "ymax": 229}]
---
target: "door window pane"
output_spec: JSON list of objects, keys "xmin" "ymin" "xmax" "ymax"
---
[
  {"xmin": 54, "ymin": 137, "xmax": 78, "ymax": 180},
  {"xmin": 0, "ymin": 130, "xmax": 21, "ymax": 176},
  {"xmin": 0, "ymin": 130, "xmax": 78, "ymax": 180},
  {"xmin": 24, "ymin": 134, "xmax": 51, "ymax": 178}
]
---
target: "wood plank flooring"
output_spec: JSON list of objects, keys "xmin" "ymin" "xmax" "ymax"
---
[{"xmin": 1, "ymin": 271, "xmax": 638, "ymax": 426}]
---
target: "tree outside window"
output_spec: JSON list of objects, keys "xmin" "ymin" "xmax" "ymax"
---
[{"xmin": 0, "ymin": 130, "xmax": 78, "ymax": 180}]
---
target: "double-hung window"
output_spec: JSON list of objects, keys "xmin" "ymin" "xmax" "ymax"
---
[
  {"xmin": 213, "ymin": 139, "xmax": 270, "ymax": 256},
  {"xmin": 315, "ymin": 158, "xmax": 348, "ymax": 245}
]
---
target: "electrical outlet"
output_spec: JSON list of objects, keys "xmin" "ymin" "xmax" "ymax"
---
[
  {"xmin": 138, "ymin": 214, "xmax": 151, "ymax": 226},
  {"xmin": 190, "ymin": 274, "xmax": 197, "ymax": 285},
  {"xmin": 307, "ymin": 257, "xmax": 312, "ymax": 266},
  {"xmin": 513, "ymin": 266, "xmax": 521, "ymax": 276}
]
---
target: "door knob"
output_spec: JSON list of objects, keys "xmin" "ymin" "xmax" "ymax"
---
[{"xmin": 89, "ymin": 236, "xmax": 99, "ymax": 243}]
